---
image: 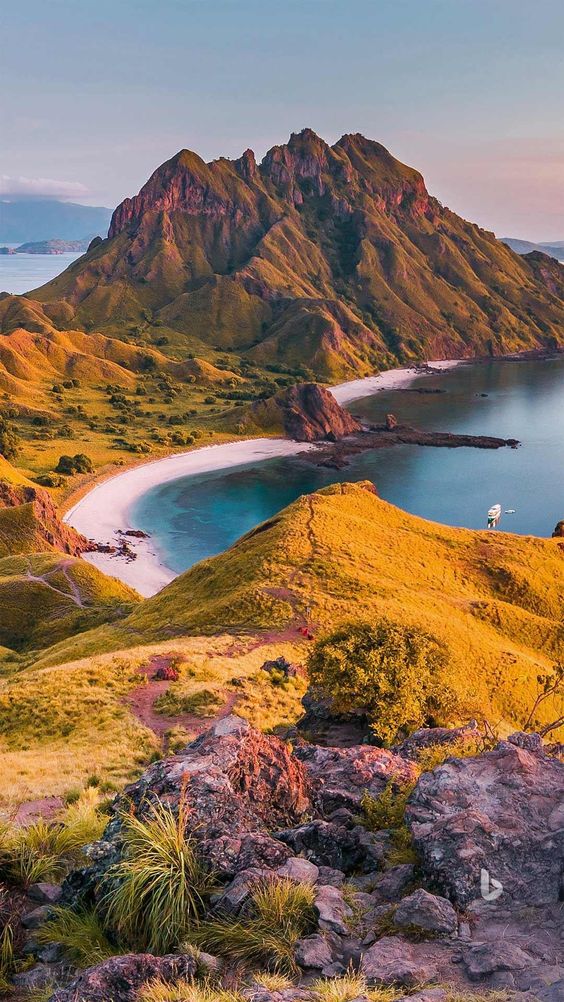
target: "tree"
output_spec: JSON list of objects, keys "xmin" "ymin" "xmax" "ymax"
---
[
  {"xmin": 0, "ymin": 415, "xmax": 20, "ymax": 461},
  {"xmin": 522, "ymin": 662, "xmax": 564, "ymax": 738},
  {"xmin": 307, "ymin": 619, "xmax": 457, "ymax": 746}
]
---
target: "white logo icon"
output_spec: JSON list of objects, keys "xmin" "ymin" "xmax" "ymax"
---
[{"xmin": 480, "ymin": 867, "xmax": 503, "ymax": 901}]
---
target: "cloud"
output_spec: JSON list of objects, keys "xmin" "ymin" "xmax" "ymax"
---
[{"xmin": 0, "ymin": 174, "xmax": 89, "ymax": 200}]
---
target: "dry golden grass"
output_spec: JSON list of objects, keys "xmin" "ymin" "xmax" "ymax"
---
[
  {"xmin": 2, "ymin": 482, "xmax": 562, "ymax": 810},
  {"xmin": 47, "ymin": 482, "xmax": 562, "ymax": 734},
  {"xmin": 0, "ymin": 635, "xmax": 306, "ymax": 812}
]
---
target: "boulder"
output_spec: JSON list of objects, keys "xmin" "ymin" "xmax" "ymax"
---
[
  {"xmin": 294, "ymin": 743, "xmax": 416, "ymax": 814},
  {"xmin": 392, "ymin": 889, "xmax": 457, "ymax": 935},
  {"xmin": 261, "ymin": 656, "xmax": 298, "ymax": 678},
  {"xmin": 64, "ymin": 717, "xmax": 310, "ymax": 902},
  {"xmin": 294, "ymin": 933, "xmax": 334, "ymax": 970},
  {"xmin": 371, "ymin": 863, "xmax": 415, "ymax": 903},
  {"xmin": 48, "ymin": 953, "xmax": 197, "ymax": 1002},
  {"xmin": 361, "ymin": 935, "xmax": 439, "ymax": 987},
  {"xmin": 461, "ymin": 941, "xmax": 537, "ymax": 981},
  {"xmin": 277, "ymin": 820, "xmax": 372, "ymax": 873},
  {"xmin": 314, "ymin": 883, "xmax": 353, "ymax": 935},
  {"xmin": 250, "ymin": 383, "xmax": 361, "ymax": 443},
  {"xmin": 406, "ymin": 736, "xmax": 564, "ymax": 906},
  {"xmin": 21, "ymin": 905, "xmax": 52, "ymax": 929},
  {"xmin": 393, "ymin": 721, "xmax": 481, "ymax": 761},
  {"xmin": 276, "ymin": 857, "xmax": 320, "ymax": 884},
  {"xmin": 28, "ymin": 882, "xmax": 63, "ymax": 905},
  {"xmin": 210, "ymin": 867, "xmax": 270, "ymax": 915}
]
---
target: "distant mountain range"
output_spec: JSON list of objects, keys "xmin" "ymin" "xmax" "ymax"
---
[
  {"xmin": 502, "ymin": 237, "xmax": 564, "ymax": 262},
  {"xmin": 0, "ymin": 198, "xmax": 111, "ymax": 243}
]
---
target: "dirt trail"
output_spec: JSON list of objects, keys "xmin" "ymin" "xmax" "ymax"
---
[
  {"xmin": 13, "ymin": 796, "xmax": 64, "ymax": 826},
  {"xmin": 24, "ymin": 558, "xmax": 84, "ymax": 609},
  {"xmin": 124, "ymin": 654, "xmax": 239, "ymax": 753}
]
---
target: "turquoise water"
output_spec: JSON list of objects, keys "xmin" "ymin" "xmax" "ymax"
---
[{"xmin": 132, "ymin": 358, "xmax": 564, "ymax": 575}]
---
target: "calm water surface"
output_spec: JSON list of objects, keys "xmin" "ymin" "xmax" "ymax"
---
[
  {"xmin": 132, "ymin": 358, "xmax": 564, "ymax": 575},
  {"xmin": 0, "ymin": 250, "xmax": 81, "ymax": 295}
]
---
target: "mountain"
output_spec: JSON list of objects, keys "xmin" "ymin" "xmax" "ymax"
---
[
  {"xmin": 0, "ymin": 198, "xmax": 111, "ymax": 243},
  {"xmin": 27, "ymin": 129, "xmax": 564, "ymax": 380},
  {"xmin": 502, "ymin": 236, "xmax": 564, "ymax": 262}
]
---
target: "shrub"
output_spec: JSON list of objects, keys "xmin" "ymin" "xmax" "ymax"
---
[
  {"xmin": 154, "ymin": 688, "xmax": 221, "ymax": 717},
  {"xmin": 359, "ymin": 783, "xmax": 418, "ymax": 867},
  {"xmin": 0, "ymin": 416, "xmax": 19, "ymax": 461},
  {"xmin": 307, "ymin": 619, "xmax": 456, "ymax": 745},
  {"xmin": 34, "ymin": 473, "xmax": 66, "ymax": 488},
  {"xmin": 193, "ymin": 876, "xmax": 316, "ymax": 973},
  {"xmin": 99, "ymin": 800, "xmax": 213, "ymax": 953},
  {"xmin": 55, "ymin": 452, "xmax": 94, "ymax": 475}
]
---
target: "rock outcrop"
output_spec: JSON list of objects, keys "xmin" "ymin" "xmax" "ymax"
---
[
  {"xmin": 49, "ymin": 719, "xmax": 564, "ymax": 1002},
  {"xmin": 249, "ymin": 383, "xmax": 361, "ymax": 442},
  {"xmin": 48, "ymin": 953, "xmax": 197, "ymax": 1002},
  {"xmin": 406, "ymin": 732, "xmax": 564, "ymax": 907},
  {"xmin": 0, "ymin": 480, "xmax": 94, "ymax": 556}
]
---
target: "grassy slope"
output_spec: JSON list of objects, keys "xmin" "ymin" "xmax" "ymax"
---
[
  {"xmin": 25, "ymin": 131, "xmax": 564, "ymax": 380},
  {"xmin": 0, "ymin": 481, "xmax": 561, "ymax": 808},
  {"xmin": 29, "ymin": 482, "xmax": 564, "ymax": 726},
  {"xmin": 0, "ymin": 634, "xmax": 305, "ymax": 813},
  {"xmin": 0, "ymin": 552, "xmax": 140, "ymax": 649}
]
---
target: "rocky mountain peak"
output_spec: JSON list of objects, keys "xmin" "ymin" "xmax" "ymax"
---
[{"xmin": 234, "ymin": 147, "xmax": 257, "ymax": 181}]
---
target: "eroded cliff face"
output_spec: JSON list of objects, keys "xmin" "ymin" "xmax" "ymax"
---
[
  {"xmin": 32, "ymin": 129, "xmax": 564, "ymax": 379},
  {"xmin": 0, "ymin": 480, "xmax": 93, "ymax": 556}
]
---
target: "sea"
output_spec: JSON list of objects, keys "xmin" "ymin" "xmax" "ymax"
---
[{"xmin": 0, "ymin": 246, "xmax": 81, "ymax": 295}]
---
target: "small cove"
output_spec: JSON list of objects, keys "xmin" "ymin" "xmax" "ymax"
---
[{"xmin": 131, "ymin": 357, "xmax": 564, "ymax": 576}]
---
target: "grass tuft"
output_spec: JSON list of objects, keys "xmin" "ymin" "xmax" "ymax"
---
[
  {"xmin": 193, "ymin": 876, "xmax": 316, "ymax": 973},
  {"xmin": 0, "ymin": 789, "xmax": 108, "ymax": 886},
  {"xmin": 34, "ymin": 906, "xmax": 119, "ymax": 966},
  {"xmin": 100, "ymin": 799, "xmax": 213, "ymax": 953},
  {"xmin": 138, "ymin": 981, "xmax": 244, "ymax": 1002},
  {"xmin": 311, "ymin": 972, "xmax": 401, "ymax": 1002}
]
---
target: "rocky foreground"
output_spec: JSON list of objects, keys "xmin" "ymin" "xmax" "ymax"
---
[{"xmin": 16, "ymin": 716, "xmax": 563, "ymax": 1002}]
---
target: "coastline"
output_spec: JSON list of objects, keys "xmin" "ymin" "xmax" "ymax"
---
[{"xmin": 63, "ymin": 360, "xmax": 460, "ymax": 596}]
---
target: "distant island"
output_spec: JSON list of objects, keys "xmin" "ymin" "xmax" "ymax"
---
[{"xmin": 0, "ymin": 237, "xmax": 92, "ymax": 255}]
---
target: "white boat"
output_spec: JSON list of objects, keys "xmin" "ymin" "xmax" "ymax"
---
[{"xmin": 487, "ymin": 503, "xmax": 502, "ymax": 528}]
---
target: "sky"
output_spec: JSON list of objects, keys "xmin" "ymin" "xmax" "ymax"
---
[{"xmin": 1, "ymin": 0, "xmax": 563, "ymax": 241}]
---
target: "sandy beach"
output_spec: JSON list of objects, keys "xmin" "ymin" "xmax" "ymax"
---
[{"xmin": 63, "ymin": 360, "xmax": 459, "ymax": 596}]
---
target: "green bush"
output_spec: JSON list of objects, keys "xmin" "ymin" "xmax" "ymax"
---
[
  {"xmin": 55, "ymin": 453, "xmax": 94, "ymax": 475},
  {"xmin": 307, "ymin": 619, "xmax": 456, "ymax": 745}
]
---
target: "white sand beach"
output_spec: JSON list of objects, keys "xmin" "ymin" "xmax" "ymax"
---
[{"xmin": 63, "ymin": 360, "xmax": 460, "ymax": 596}]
